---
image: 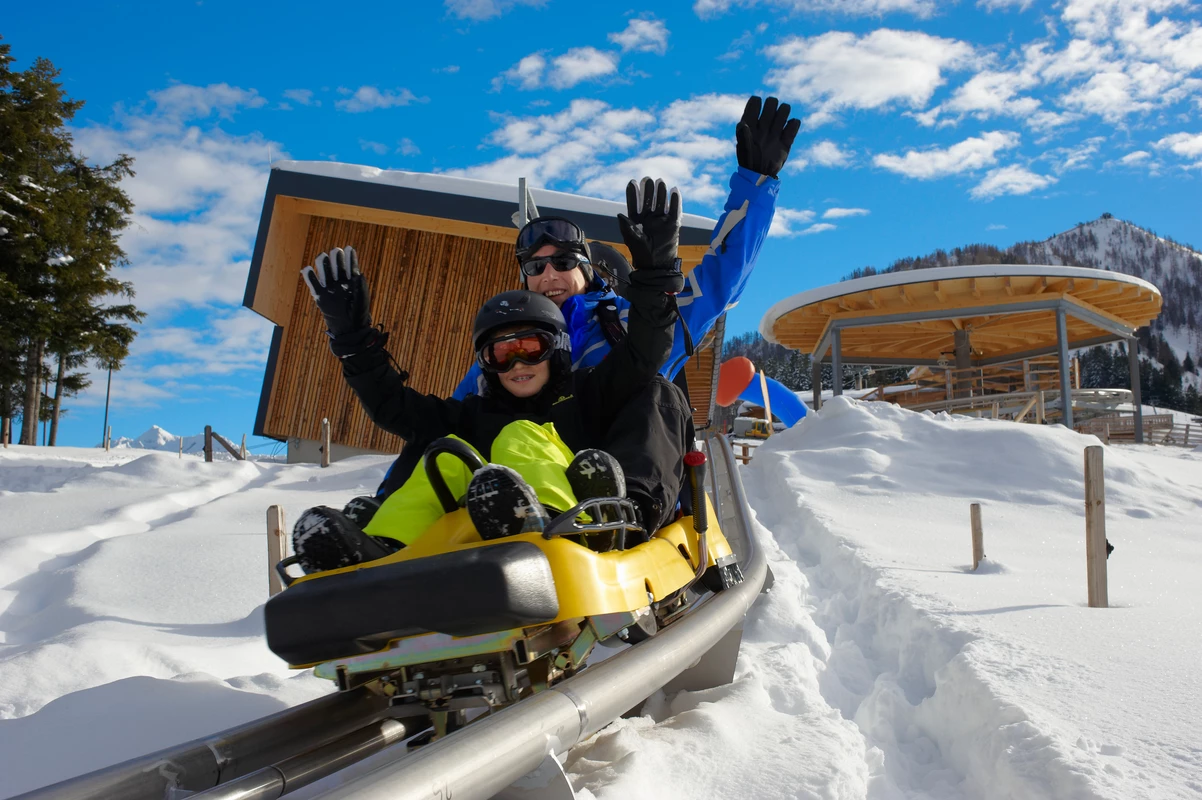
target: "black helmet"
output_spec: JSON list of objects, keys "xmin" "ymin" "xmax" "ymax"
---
[
  {"xmin": 587, "ymin": 241, "xmax": 632, "ymax": 298},
  {"xmin": 472, "ymin": 290, "xmax": 569, "ymax": 353}
]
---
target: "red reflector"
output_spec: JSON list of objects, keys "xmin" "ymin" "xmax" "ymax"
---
[{"xmin": 683, "ymin": 451, "xmax": 707, "ymax": 467}]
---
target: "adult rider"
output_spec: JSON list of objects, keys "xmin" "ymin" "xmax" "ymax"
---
[{"xmin": 375, "ymin": 95, "xmax": 800, "ymax": 526}]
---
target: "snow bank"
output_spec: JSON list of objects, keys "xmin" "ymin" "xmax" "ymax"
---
[{"xmin": 743, "ymin": 398, "xmax": 1202, "ymax": 799}]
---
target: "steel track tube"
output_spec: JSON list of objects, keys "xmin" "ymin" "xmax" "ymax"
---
[
  {"xmin": 315, "ymin": 436, "xmax": 765, "ymax": 800},
  {"xmin": 190, "ymin": 718, "xmax": 416, "ymax": 800},
  {"xmin": 12, "ymin": 686, "xmax": 395, "ymax": 800}
]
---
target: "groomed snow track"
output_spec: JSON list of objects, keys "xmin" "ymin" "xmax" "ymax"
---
[{"xmin": 12, "ymin": 435, "xmax": 767, "ymax": 800}]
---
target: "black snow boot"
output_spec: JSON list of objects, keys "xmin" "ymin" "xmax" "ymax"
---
[
  {"xmin": 466, "ymin": 464, "xmax": 548, "ymax": 540},
  {"xmin": 341, "ymin": 494, "xmax": 383, "ymax": 528},
  {"xmin": 565, "ymin": 449, "xmax": 626, "ymax": 501},
  {"xmin": 292, "ymin": 505, "xmax": 399, "ymax": 574}
]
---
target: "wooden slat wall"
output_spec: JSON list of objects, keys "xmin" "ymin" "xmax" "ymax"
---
[
  {"xmin": 263, "ymin": 214, "xmax": 720, "ymax": 451},
  {"xmin": 263, "ymin": 218, "xmax": 519, "ymax": 451}
]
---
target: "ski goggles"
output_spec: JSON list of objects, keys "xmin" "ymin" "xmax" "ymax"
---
[
  {"xmin": 516, "ymin": 217, "xmax": 588, "ymax": 261},
  {"xmin": 477, "ymin": 329, "xmax": 560, "ymax": 373},
  {"xmin": 520, "ymin": 252, "xmax": 590, "ymax": 278}
]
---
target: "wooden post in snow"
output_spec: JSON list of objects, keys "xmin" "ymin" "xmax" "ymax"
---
[
  {"xmin": 105, "ymin": 426, "xmax": 111, "ymax": 452},
  {"xmin": 204, "ymin": 425, "xmax": 213, "ymax": 463},
  {"xmin": 970, "ymin": 503, "xmax": 984, "ymax": 571},
  {"xmin": 321, "ymin": 418, "xmax": 331, "ymax": 468},
  {"xmin": 179, "ymin": 436, "xmax": 183, "ymax": 459},
  {"xmin": 1084, "ymin": 445, "xmax": 1109, "ymax": 608},
  {"xmin": 240, "ymin": 433, "xmax": 247, "ymax": 460},
  {"xmin": 267, "ymin": 505, "xmax": 287, "ymax": 597},
  {"xmin": 1036, "ymin": 391, "xmax": 1046, "ymax": 424},
  {"xmin": 991, "ymin": 402, "xmax": 1000, "ymax": 420}
]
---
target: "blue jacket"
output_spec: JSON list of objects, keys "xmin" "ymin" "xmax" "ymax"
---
[{"xmin": 454, "ymin": 166, "xmax": 778, "ymax": 400}]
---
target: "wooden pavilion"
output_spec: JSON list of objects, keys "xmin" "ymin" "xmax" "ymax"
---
[
  {"xmin": 244, "ymin": 161, "xmax": 723, "ymax": 463},
  {"xmin": 760, "ymin": 265, "xmax": 1163, "ymax": 435}
]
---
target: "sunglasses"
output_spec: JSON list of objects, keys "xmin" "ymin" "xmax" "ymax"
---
[
  {"xmin": 520, "ymin": 253, "xmax": 590, "ymax": 278},
  {"xmin": 516, "ymin": 217, "xmax": 586, "ymax": 255},
  {"xmin": 477, "ymin": 329, "xmax": 558, "ymax": 373}
]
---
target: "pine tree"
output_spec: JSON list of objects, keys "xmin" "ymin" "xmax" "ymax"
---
[{"xmin": 0, "ymin": 40, "xmax": 140, "ymax": 445}]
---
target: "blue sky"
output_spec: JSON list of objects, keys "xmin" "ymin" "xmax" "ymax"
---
[{"xmin": 6, "ymin": 0, "xmax": 1201, "ymax": 448}]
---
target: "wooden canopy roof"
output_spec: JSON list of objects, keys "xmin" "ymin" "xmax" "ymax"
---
[
  {"xmin": 244, "ymin": 162, "xmax": 722, "ymax": 449},
  {"xmin": 760, "ymin": 265, "xmax": 1162, "ymax": 366}
]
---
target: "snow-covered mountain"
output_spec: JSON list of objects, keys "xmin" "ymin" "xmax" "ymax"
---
[
  {"xmin": 1010, "ymin": 215, "xmax": 1201, "ymax": 364},
  {"xmin": 99, "ymin": 425, "xmax": 207, "ymax": 454},
  {"xmin": 102, "ymin": 426, "xmax": 285, "ymax": 461}
]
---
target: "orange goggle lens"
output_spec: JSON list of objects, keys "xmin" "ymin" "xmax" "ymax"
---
[{"xmin": 478, "ymin": 330, "xmax": 556, "ymax": 373}]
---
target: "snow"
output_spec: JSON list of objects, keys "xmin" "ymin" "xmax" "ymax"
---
[
  {"xmin": 272, "ymin": 160, "xmax": 718, "ymax": 233},
  {"xmin": 3, "ymin": 402, "xmax": 1201, "ymax": 799},
  {"xmin": 101, "ymin": 425, "xmax": 281, "ymax": 462}
]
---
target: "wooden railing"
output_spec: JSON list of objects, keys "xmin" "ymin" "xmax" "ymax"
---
[{"xmin": 1075, "ymin": 414, "xmax": 1175, "ymax": 444}]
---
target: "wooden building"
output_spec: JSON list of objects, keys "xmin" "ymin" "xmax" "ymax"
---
[{"xmin": 243, "ymin": 162, "xmax": 724, "ymax": 463}]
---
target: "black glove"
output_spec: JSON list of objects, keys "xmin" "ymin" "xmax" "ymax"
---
[
  {"xmin": 617, "ymin": 177, "xmax": 681, "ymax": 271},
  {"xmin": 301, "ymin": 246, "xmax": 372, "ymax": 338},
  {"xmin": 736, "ymin": 96, "xmax": 801, "ymax": 178},
  {"xmin": 629, "ymin": 265, "xmax": 685, "ymax": 295}
]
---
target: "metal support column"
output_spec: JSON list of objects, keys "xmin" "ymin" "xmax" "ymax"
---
[
  {"xmin": 1055, "ymin": 308, "xmax": 1074, "ymax": 429},
  {"xmin": 810, "ymin": 356, "xmax": 821, "ymax": 411},
  {"xmin": 831, "ymin": 328, "xmax": 843, "ymax": 397},
  {"xmin": 1128, "ymin": 337, "xmax": 1144, "ymax": 444},
  {"xmin": 953, "ymin": 329, "xmax": 972, "ymax": 398}
]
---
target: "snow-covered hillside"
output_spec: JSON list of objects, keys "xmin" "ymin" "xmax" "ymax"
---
[
  {"xmin": 1013, "ymin": 215, "xmax": 1202, "ymax": 372},
  {"xmin": 2, "ymin": 403, "xmax": 1199, "ymax": 799}
]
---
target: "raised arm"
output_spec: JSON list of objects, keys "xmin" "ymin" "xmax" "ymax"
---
[
  {"xmin": 585, "ymin": 178, "xmax": 685, "ymax": 408},
  {"xmin": 664, "ymin": 95, "xmax": 800, "ymax": 377},
  {"xmin": 301, "ymin": 246, "xmax": 463, "ymax": 442}
]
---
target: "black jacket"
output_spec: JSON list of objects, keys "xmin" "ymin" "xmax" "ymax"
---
[{"xmin": 339, "ymin": 272, "xmax": 679, "ymax": 470}]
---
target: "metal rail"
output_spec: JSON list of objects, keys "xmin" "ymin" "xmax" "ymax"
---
[
  {"xmin": 313, "ymin": 435, "xmax": 765, "ymax": 800},
  {"xmin": 8, "ymin": 685, "xmax": 414, "ymax": 800},
  {"xmin": 13, "ymin": 436, "xmax": 764, "ymax": 800}
]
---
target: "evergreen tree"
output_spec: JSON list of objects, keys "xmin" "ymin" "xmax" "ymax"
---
[{"xmin": 0, "ymin": 39, "xmax": 140, "ymax": 445}]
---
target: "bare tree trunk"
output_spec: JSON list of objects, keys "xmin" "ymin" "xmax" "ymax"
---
[
  {"xmin": 49, "ymin": 351, "xmax": 64, "ymax": 446},
  {"xmin": 20, "ymin": 338, "xmax": 44, "ymax": 446}
]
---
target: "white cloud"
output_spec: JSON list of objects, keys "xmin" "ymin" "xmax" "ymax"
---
[
  {"xmin": 986, "ymin": 223, "xmax": 1008, "ymax": 229},
  {"xmin": 800, "ymin": 222, "xmax": 837, "ymax": 235},
  {"xmin": 444, "ymin": 0, "xmax": 542, "ymax": 20},
  {"xmin": 398, "ymin": 138, "xmax": 421, "ymax": 156},
  {"xmin": 281, "ymin": 88, "xmax": 316, "ymax": 106},
  {"xmin": 1155, "ymin": 131, "xmax": 1202, "ymax": 159},
  {"xmin": 549, "ymin": 48, "xmax": 620, "ymax": 89},
  {"xmin": 659, "ymin": 93, "xmax": 747, "ymax": 138},
  {"xmin": 496, "ymin": 48, "xmax": 620, "ymax": 91},
  {"xmin": 823, "ymin": 207, "xmax": 869, "ymax": 218},
  {"xmin": 977, "ymin": 0, "xmax": 1033, "ymax": 9},
  {"xmin": 145, "ymin": 83, "xmax": 265, "ymax": 119},
  {"xmin": 695, "ymin": 0, "xmax": 936, "ymax": 19},
  {"xmin": 970, "ymin": 164, "xmax": 1056, "ymax": 199},
  {"xmin": 447, "ymin": 95, "xmax": 745, "ymax": 210},
  {"xmin": 359, "ymin": 140, "xmax": 389, "ymax": 155},
  {"xmin": 874, "ymin": 131, "xmax": 1021, "ymax": 178},
  {"xmin": 609, "ymin": 18, "xmax": 669, "ymax": 55},
  {"xmin": 1044, "ymin": 136, "xmax": 1105, "ymax": 172},
  {"xmin": 808, "ymin": 140, "xmax": 853, "ymax": 166},
  {"xmin": 335, "ymin": 86, "xmax": 423, "ymax": 112},
  {"xmin": 66, "ymin": 84, "xmax": 286, "ymax": 413},
  {"xmin": 496, "ymin": 53, "xmax": 547, "ymax": 90},
  {"xmin": 765, "ymin": 30, "xmax": 976, "ymax": 128},
  {"xmin": 768, "ymin": 208, "xmax": 818, "ymax": 237},
  {"xmin": 1118, "ymin": 150, "xmax": 1151, "ymax": 164}
]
